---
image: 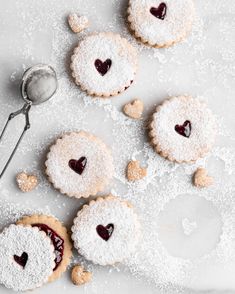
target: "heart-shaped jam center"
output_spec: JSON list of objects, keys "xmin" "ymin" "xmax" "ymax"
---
[
  {"xmin": 69, "ymin": 157, "xmax": 87, "ymax": 175},
  {"xmin": 14, "ymin": 252, "xmax": 28, "ymax": 269},
  {"xmin": 175, "ymin": 120, "xmax": 192, "ymax": 138},
  {"xmin": 33, "ymin": 223, "xmax": 64, "ymax": 271},
  {"xmin": 150, "ymin": 3, "xmax": 167, "ymax": 20},
  {"xmin": 96, "ymin": 224, "xmax": 114, "ymax": 241},
  {"xmin": 95, "ymin": 59, "xmax": 112, "ymax": 76}
]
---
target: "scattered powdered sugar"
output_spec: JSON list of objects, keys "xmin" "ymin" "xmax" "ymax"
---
[
  {"xmin": 182, "ymin": 218, "xmax": 198, "ymax": 236},
  {"xmin": 0, "ymin": 0, "xmax": 235, "ymax": 292}
]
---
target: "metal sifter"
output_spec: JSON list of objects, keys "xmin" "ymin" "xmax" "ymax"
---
[{"xmin": 0, "ymin": 64, "xmax": 58, "ymax": 179}]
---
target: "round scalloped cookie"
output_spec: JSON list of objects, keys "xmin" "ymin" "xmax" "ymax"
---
[
  {"xmin": 0, "ymin": 224, "xmax": 55, "ymax": 292},
  {"xmin": 149, "ymin": 96, "xmax": 216, "ymax": 163},
  {"xmin": 45, "ymin": 131, "xmax": 114, "ymax": 198},
  {"xmin": 17, "ymin": 214, "xmax": 72, "ymax": 282},
  {"xmin": 70, "ymin": 32, "xmax": 138, "ymax": 97},
  {"xmin": 71, "ymin": 196, "xmax": 141, "ymax": 265},
  {"xmin": 127, "ymin": 0, "xmax": 195, "ymax": 48}
]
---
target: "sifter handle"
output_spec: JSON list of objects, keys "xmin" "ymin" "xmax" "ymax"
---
[{"xmin": 0, "ymin": 103, "xmax": 31, "ymax": 179}]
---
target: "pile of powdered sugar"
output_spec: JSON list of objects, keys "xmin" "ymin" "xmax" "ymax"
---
[{"xmin": 0, "ymin": 0, "xmax": 235, "ymax": 292}]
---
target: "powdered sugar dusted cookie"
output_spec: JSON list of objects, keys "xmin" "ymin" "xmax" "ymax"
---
[
  {"xmin": 149, "ymin": 96, "xmax": 216, "ymax": 163},
  {"xmin": 0, "ymin": 224, "xmax": 55, "ymax": 291},
  {"xmin": 45, "ymin": 131, "xmax": 114, "ymax": 198},
  {"xmin": 17, "ymin": 214, "xmax": 72, "ymax": 282},
  {"xmin": 71, "ymin": 196, "xmax": 141, "ymax": 265},
  {"xmin": 70, "ymin": 32, "xmax": 138, "ymax": 97},
  {"xmin": 68, "ymin": 13, "xmax": 89, "ymax": 34},
  {"xmin": 127, "ymin": 0, "xmax": 195, "ymax": 48}
]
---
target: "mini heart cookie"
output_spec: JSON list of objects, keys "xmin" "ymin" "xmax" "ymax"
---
[
  {"xmin": 193, "ymin": 168, "xmax": 213, "ymax": 188},
  {"xmin": 68, "ymin": 13, "xmax": 89, "ymax": 33},
  {"xmin": 71, "ymin": 265, "xmax": 92, "ymax": 286},
  {"xmin": 123, "ymin": 99, "xmax": 144, "ymax": 119},
  {"xmin": 127, "ymin": 160, "xmax": 147, "ymax": 181},
  {"xmin": 16, "ymin": 172, "xmax": 38, "ymax": 192}
]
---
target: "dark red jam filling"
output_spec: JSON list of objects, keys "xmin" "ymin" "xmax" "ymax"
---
[
  {"xmin": 69, "ymin": 156, "xmax": 87, "ymax": 175},
  {"xmin": 150, "ymin": 3, "xmax": 167, "ymax": 20},
  {"xmin": 32, "ymin": 223, "xmax": 64, "ymax": 271},
  {"xmin": 14, "ymin": 252, "xmax": 28, "ymax": 269},
  {"xmin": 175, "ymin": 120, "xmax": 192, "ymax": 138},
  {"xmin": 96, "ymin": 224, "xmax": 114, "ymax": 241},
  {"xmin": 95, "ymin": 59, "xmax": 112, "ymax": 76}
]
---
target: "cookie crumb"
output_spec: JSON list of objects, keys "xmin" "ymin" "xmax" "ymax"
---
[
  {"xmin": 68, "ymin": 13, "xmax": 89, "ymax": 34},
  {"xmin": 123, "ymin": 99, "xmax": 144, "ymax": 119},
  {"xmin": 193, "ymin": 168, "xmax": 213, "ymax": 188},
  {"xmin": 71, "ymin": 265, "xmax": 92, "ymax": 286},
  {"xmin": 16, "ymin": 172, "xmax": 38, "ymax": 192},
  {"xmin": 127, "ymin": 160, "xmax": 147, "ymax": 181}
]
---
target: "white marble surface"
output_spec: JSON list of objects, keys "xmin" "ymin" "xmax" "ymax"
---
[{"xmin": 0, "ymin": 0, "xmax": 235, "ymax": 293}]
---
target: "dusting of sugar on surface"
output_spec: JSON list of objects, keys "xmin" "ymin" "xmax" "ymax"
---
[{"xmin": 0, "ymin": 0, "xmax": 235, "ymax": 292}]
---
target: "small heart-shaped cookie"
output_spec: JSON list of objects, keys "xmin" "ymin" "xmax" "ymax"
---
[
  {"xmin": 16, "ymin": 172, "xmax": 38, "ymax": 192},
  {"xmin": 127, "ymin": 160, "xmax": 147, "ymax": 181},
  {"xmin": 71, "ymin": 265, "xmax": 92, "ymax": 286},
  {"xmin": 68, "ymin": 13, "xmax": 89, "ymax": 34},
  {"xmin": 193, "ymin": 168, "xmax": 213, "ymax": 188},
  {"xmin": 123, "ymin": 99, "xmax": 144, "ymax": 119}
]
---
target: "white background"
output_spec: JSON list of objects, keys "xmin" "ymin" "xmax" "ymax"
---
[{"xmin": 0, "ymin": 0, "xmax": 235, "ymax": 293}]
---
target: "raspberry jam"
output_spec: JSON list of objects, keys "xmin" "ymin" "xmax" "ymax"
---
[
  {"xmin": 95, "ymin": 59, "xmax": 112, "ymax": 76},
  {"xmin": 14, "ymin": 252, "xmax": 28, "ymax": 269},
  {"xmin": 69, "ymin": 156, "xmax": 87, "ymax": 175},
  {"xmin": 150, "ymin": 3, "xmax": 167, "ymax": 20},
  {"xmin": 96, "ymin": 224, "xmax": 114, "ymax": 241},
  {"xmin": 33, "ymin": 224, "xmax": 64, "ymax": 271},
  {"xmin": 175, "ymin": 120, "xmax": 192, "ymax": 138}
]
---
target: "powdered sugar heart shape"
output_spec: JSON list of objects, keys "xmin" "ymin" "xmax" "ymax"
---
[
  {"xmin": 95, "ymin": 59, "xmax": 112, "ymax": 76},
  {"xmin": 69, "ymin": 157, "xmax": 87, "ymax": 175},
  {"xmin": 14, "ymin": 252, "xmax": 28, "ymax": 269},
  {"xmin": 150, "ymin": 3, "xmax": 167, "ymax": 20},
  {"xmin": 96, "ymin": 224, "xmax": 114, "ymax": 241},
  {"xmin": 175, "ymin": 120, "xmax": 191, "ymax": 138}
]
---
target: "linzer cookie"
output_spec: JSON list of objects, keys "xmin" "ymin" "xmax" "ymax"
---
[
  {"xmin": 70, "ymin": 32, "xmax": 138, "ymax": 97},
  {"xmin": 71, "ymin": 196, "xmax": 141, "ymax": 265},
  {"xmin": 149, "ymin": 96, "xmax": 216, "ymax": 163},
  {"xmin": 17, "ymin": 215, "xmax": 72, "ymax": 282},
  {"xmin": 127, "ymin": 0, "xmax": 195, "ymax": 48},
  {"xmin": 45, "ymin": 131, "xmax": 114, "ymax": 198},
  {"xmin": 0, "ymin": 224, "xmax": 55, "ymax": 291}
]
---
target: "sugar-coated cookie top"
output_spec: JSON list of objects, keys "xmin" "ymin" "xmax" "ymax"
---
[
  {"xmin": 128, "ymin": 0, "xmax": 195, "ymax": 47},
  {"xmin": 71, "ymin": 32, "xmax": 138, "ymax": 96},
  {"xmin": 72, "ymin": 197, "xmax": 141, "ymax": 265},
  {"xmin": 0, "ymin": 225, "xmax": 55, "ymax": 291},
  {"xmin": 150, "ymin": 96, "xmax": 216, "ymax": 162},
  {"xmin": 46, "ymin": 131, "xmax": 114, "ymax": 198}
]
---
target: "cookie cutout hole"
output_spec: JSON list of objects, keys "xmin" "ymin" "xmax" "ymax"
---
[
  {"xmin": 94, "ymin": 59, "xmax": 112, "ymax": 76},
  {"xmin": 96, "ymin": 224, "xmax": 114, "ymax": 241},
  {"xmin": 69, "ymin": 157, "xmax": 87, "ymax": 175},
  {"xmin": 150, "ymin": 3, "xmax": 167, "ymax": 20},
  {"xmin": 14, "ymin": 252, "xmax": 28, "ymax": 269},
  {"xmin": 175, "ymin": 120, "xmax": 191, "ymax": 138}
]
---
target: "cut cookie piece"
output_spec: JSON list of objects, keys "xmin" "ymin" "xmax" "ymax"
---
[
  {"xmin": 0, "ymin": 224, "xmax": 55, "ymax": 291},
  {"xmin": 127, "ymin": 0, "xmax": 195, "ymax": 48},
  {"xmin": 126, "ymin": 160, "xmax": 147, "ymax": 181},
  {"xmin": 70, "ymin": 32, "xmax": 138, "ymax": 97},
  {"xmin": 45, "ymin": 131, "xmax": 114, "ymax": 198},
  {"xmin": 16, "ymin": 172, "xmax": 38, "ymax": 192},
  {"xmin": 17, "ymin": 215, "xmax": 72, "ymax": 282},
  {"xmin": 71, "ymin": 196, "xmax": 141, "ymax": 265},
  {"xmin": 71, "ymin": 265, "xmax": 92, "ymax": 286},
  {"xmin": 123, "ymin": 99, "xmax": 144, "ymax": 119},
  {"xmin": 149, "ymin": 96, "xmax": 216, "ymax": 163},
  {"xmin": 193, "ymin": 168, "xmax": 213, "ymax": 188},
  {"xmin": 68, "ymin": 13, "xmax": 89, "ymax": 34}
]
